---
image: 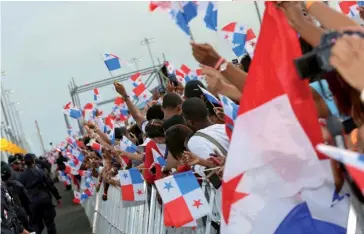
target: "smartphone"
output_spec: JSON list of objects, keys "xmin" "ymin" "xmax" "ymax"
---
[{"xmin": 209, "ymin": 173, "xmax": 222, "ymax": 189}]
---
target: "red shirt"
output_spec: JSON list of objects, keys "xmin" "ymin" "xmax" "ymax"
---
[{"xmin": 143, "ymin": 140, "xmax": 163, "ymax": 184}]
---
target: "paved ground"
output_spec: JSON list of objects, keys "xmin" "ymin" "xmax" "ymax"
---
[{"xmin": 53, "ymin": 183, "xmax": 92, "ymax": 234}]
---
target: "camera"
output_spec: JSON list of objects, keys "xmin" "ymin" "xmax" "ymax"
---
[{"xmin": 295, "ymin": 30, "xmax": 364, "ymax": 79}]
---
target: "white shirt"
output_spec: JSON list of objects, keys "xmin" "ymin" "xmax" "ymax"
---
[
  {"xmin": 187, "ymin": 124, "xmax": 227, "ymax": 223},
  {"xmin": 187, "ymin": 124, "xmax": 229, "ymax": 160}
]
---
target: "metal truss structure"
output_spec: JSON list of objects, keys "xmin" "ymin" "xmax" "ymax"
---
[{"xmin": 65, "ymin": 64, "xmax": 164, "ymax": 134}]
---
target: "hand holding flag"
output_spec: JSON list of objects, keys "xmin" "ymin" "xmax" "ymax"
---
[
  {"xmin": 190, "ymin": 42, "xmax": 220, "ymax": 68},
  {"xmin": 114, "ymin": 82, "xmax": 128, "ymax": 97}
]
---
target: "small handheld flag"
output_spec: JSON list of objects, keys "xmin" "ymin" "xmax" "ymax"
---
[
  {"xmin": 198, "ymin": 86, "xmax": 220, "ymax": 105},
  {"xmin": 120, "ymin": 137, "xmax": 137, "ymax": 154},
  {"xmin": 130, "ymin": 72, "xmax": 142, "ymax": 87},
  {"xmin": 317, "ymin": 144, "xmax": 364, "ymax": 171},
  {"xmin": 152, "ymin": 148, "xmax": 167, "ymax": 167},
  {"xmin": 63, "ymin": 102, "xmax": 82, "ymax": 119},
  {"xmin": 203, "ymin": 2, "xmax": 218, "ymax": 31},
  {"xmin": 93, "ymin": 88, "xmax": 100, "ymax": 102},
  {"xmin": 103, "ymin": 53, "xmax": 121, "ymax": 71},
  {"xmin": 218, "ymin": 94, "xmax": 239, "ymax": 140},
  {"xmin": 119, "ymin": 168, "xmax": 146, "ymax": 201},
  {"xmin": 155, "ymin": 171, "xmax": 210, "ymax": 227}
]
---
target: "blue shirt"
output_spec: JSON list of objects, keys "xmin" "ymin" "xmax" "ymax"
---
[{"xmin": 310, "ymin": 80, "xmax": 350, "ymax": 121}]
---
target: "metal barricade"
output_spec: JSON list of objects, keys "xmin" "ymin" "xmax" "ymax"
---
[{"xmin": 80, "ymin": 177, "xmax": 219, "ymax": 234}]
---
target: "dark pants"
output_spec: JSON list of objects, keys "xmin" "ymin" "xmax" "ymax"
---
[
  {"xmin": 30, "ymin": 201, "xmax": 57, "ymax": 234},
  {"xmin": 16, "ymin": 207, "xmax": 32, "ymax": 232}
]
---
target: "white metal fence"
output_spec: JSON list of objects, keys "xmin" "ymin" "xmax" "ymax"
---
[{"xmin": 80, "ymin": 178, "xmax": 219, "ymax": 234}]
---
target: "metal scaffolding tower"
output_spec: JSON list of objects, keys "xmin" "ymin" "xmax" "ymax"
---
[{"xmin": 67, "ymin": 64, "xmax": 165, "ymax": 134}]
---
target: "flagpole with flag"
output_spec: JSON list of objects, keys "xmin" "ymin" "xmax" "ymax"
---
[
  {"xmin": 221, "ymin": 2, "xmax": 350, "ymax": 233},
  {"xmin": 100, "ymin": 53, "xmax": 120, "ymax": 94},
  {"xmin": 177, "ymin": 1, "xmax": 195, "ymax": 42},
  {"xmin": 100, "ymin": 53, "xmax": 114, "ymax": 78}
]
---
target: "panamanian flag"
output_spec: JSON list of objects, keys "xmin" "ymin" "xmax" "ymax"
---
[
  {"xmin": 155, "ymin": 171, "xmax": 209, "ymax": 227},
  {"xmin": 221, "ymin": 3, "xmax": 349, "ymax": 233},
  {"xmin": 119, "ymin": 168, "xmax": 146, "ymax": 202}
]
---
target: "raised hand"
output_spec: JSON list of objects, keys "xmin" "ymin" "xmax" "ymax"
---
[
  {"xmin": 191, "ymin": 42, "xmax": 220, "ymax": 67},
  {"xmin": 114, "ymin": 82, "xmax": 128, "ymax": 97}
]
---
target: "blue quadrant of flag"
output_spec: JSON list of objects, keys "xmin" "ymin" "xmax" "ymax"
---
[
  {"xmin": 104, "ymin": 57, "xmax": 121, "ymax": 71},
  {"xmin": 129, "ymin": 168, "xmax": 144, "ymax": 184},
  {"xmin": 172, "ymin": 171, "xmax": 200, "ymax": 195}
]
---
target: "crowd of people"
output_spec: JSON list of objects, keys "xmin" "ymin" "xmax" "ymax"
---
[
  {"xmin": 1, "ymin": 1, "xmax": 364, "ymax": 234},
  {"xmin": 1, "ymin": 154, "xmax": 60, "ymax": 234}
]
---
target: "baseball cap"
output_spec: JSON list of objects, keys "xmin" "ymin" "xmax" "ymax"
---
[
  {"xmin": 1, "ymin": 162, "xmax": 12, "ymax": 177},
  {"xmin": 184, "ymin": 80, "xmax": 205, "ymax": 99},
  {"xmin": 8, "ymin": 155, "xmax": 19, "ymax": 165}
]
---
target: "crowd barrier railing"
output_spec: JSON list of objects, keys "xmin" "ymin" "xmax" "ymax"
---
[{"xmin": 80, "ymin": 177, "xmax": 219, "ymax": 234}]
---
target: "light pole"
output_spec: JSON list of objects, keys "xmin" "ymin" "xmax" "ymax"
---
[
  {"xmin": 9, "ymin": 101, "xmax": 22, "ymax": 146},
  {"xmin": 1, "ymin": 88, "xmax": 20, "ymax": 145},
  {"xmin": 140, "ymin": 37, "xmax": 156, "ymax": 68},
  {"xmin": 35, "ymin": 120, "xmax": 46, "ymax": 155},
  {"xmin": 15, "ymin": 109, "xmax": 28, "ymax": 151}
]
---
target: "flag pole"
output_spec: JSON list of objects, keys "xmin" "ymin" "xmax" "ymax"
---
[{"xmin": 254, "ymin": 1, "xmax": 262, "ymax": 26}]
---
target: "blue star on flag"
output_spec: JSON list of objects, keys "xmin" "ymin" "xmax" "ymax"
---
[
  {"xmin": 123, "ymin": 173, "xmax": 128, "ymax": 179},
  {"xmin": 164, "ymin": 182, "xmax": 173, "ymax": 192}
]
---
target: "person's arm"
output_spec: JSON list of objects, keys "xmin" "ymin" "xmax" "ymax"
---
[
  {"xmin": 117, "ymin": 150, "xmax": 144, "ymax": 161},
  {"xmin": 215, "ymin": 82, "xmax": 242, "ymax": 102},
  {"xmin": 114, "ymin": 82, "xmax": 146, "ymax": 129},
  {"xmin": 41, "ymin": 170, "xmax": 61, "ymax": 200},
  {"xmin": 136, "ymin": 162, "xmax": 144, "ymax": 169},
  {"xmin": 94, "ymin": 129, "xmax": 112, "ymax": 145},
  {"xmin": 183, "ymin": 151, "xmax": 215, "ymax": 168},
  {"xmin": 202, "ymin": 66, "xmax": 242, "ymax": 101},
  {"xmin": 279, "ymin": 2, "xmax": 324, "ymax": 47},
  {"xmin": 308, "ymin": 2, "xmax": 359, "ymax": 30},
  {"xmin": 191, "ymin": 42, "xmax": 248, "ymax": 92}
]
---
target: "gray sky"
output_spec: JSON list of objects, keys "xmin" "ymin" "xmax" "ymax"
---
[{"xmin": 1, "ymin": 1, "xmax": 263, "ymax": 155}]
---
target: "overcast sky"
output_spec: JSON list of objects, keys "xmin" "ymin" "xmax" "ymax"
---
[{"xmin": 1, "ymin": 1, "xmax": 265, "ymax": 155}]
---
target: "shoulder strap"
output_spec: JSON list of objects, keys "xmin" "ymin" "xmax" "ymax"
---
[{"xmin": 192, "ymin": 132, "xmax": 228, "ymax": 156}]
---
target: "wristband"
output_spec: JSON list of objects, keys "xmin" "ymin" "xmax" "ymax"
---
[
  {"xmin": 214, "ymin": 57, "xmax": 225, "ymax": 70},
  {"xmin": 122, "ymin": 95, "xmax": 130, "ymax": 100}
]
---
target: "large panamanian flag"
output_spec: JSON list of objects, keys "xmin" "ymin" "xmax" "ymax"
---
[{"xmin": 221, "ymin": 2, "xmax": 349, "ymax": 234}]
